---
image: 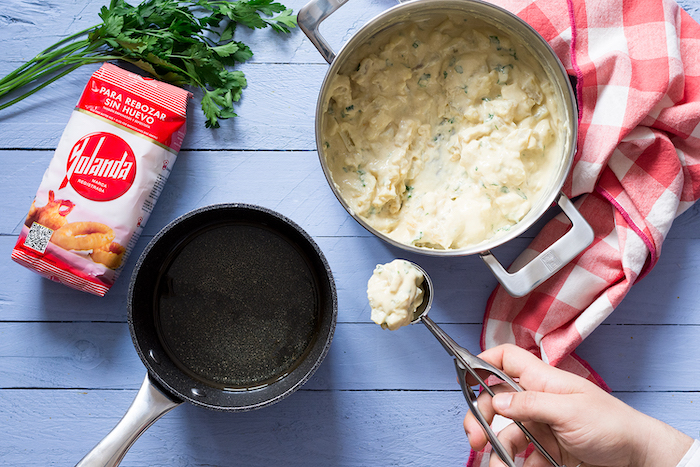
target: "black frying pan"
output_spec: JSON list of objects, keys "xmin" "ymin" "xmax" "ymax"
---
[{"xmin": 76, "ymin": 204, "xmax": 337, "ymax": 466}]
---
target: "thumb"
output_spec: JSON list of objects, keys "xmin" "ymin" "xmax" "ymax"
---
[{"xmin": 492, "ymin": 391, "xmax": 569, "ymax": 426}]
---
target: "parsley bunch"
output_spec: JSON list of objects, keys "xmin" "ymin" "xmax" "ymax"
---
[{"xmin": 0, "ymin": 0, "xmax": 297, "ymax": 128}]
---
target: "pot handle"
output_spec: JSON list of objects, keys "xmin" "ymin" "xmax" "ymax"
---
[
  {"xmin": 479, "ymin": 192, "xmax": 594, "ymax": 298},
  {"xmin": 298, "ymin": 0, "xmax": 352, "ymax": 63},
  {"xmin": 75, "ymin": 373, "xmax": 182, "ymax": 467}
]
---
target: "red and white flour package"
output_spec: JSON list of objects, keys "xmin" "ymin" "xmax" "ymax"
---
[{"xmin": 12, "ymin": 63, "xmax": 192, "ymax": 296}]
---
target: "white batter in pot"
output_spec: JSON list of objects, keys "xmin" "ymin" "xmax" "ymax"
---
[{"xmin": 321, "ymin": 16, "xmax": 563, "ymax": 250}]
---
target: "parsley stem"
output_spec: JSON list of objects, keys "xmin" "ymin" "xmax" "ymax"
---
[
  {"xmin": 0, "ymin": 64, "xmax": 83, "ymax": 111},
  {"xmin": 0, "ymin": 55, "xmax": 122, "ymax": 112},
  {"xmin": 0, "ymin": 41, "xmax": 95, "ymax": 92},
  {"xmin": 0, "ymin": 26, "xmax": 98, "ymax": 85}
]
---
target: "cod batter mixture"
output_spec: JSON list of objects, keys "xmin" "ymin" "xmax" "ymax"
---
[
  {"xmin": 322, "ymin": 17, "xmax": 563, "ymax": 249},
  {"xmin": 367, "ymin": 259, "xmax": 424, "ymax": 331}
]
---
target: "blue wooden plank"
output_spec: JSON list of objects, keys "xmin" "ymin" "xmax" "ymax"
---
[
  {"xmin": 6, "ymin": 147, "xmax": 699, "ymax": 242},
  {"xmin": 5, "ymin": 210, "xmax": 700, "ymax": 326},
  {"xmin": 0, "ymin": 149, "xmax": 369, "ymax": 238},
  {"xmin": 0, "ymin": 233, "xmax": 501, "ymax": 322},
  {"xmin": 0, "ymin": 389, "xmax": 471, "ymax": 467},
  {"xmin": 0, "ymin": 64, "xmax": 325, "ymax": 150},
  {"xmin": 0, "ymin": 321, "xmax": 481, "ymax": 390},
  {"xmin": 0, "ymin": 0, "xmax": 395, "ymax": 70},
  {"xmin": 1, "ymin": 319, "xmax": 700, "ymax": 392},
  {"xmin": 2, "ymin": 222, "xmax": 700, "ymax": 325},
  {"xmin": 0, "ymin": 388, "xmax": 695, "ymax": 467}
]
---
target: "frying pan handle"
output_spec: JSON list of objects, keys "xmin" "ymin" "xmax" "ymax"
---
[
  {"xmin": 298, "ymin": 0, "xmax": 351, "ymax": 63},
  {"xmin": 75, "ymin": 374, "xmax": 182, "ymax": 467},
  {"xmin": 479, "ymin": 192, "xmax": 594, "ymax": 298}
]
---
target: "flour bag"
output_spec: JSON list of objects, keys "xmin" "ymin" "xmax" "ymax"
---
[{"xmin": 12, "ymin": 63, "xmax": 191, "ymax": 295}]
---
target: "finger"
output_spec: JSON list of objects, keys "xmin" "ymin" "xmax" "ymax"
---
[
  {"xmin": 492, "ymin": 390, "xmax": 580, "ymax": 427},
  {"xmin": 522, "ymin": 449, "xmax": 554, "ymax": 467},
  {"xmin": 474, "ymin": 383, "xmax": 514, "ymax": 422},
  {"xmin": 488, "ymin": 422, "xmax": 530, "ymax": 467},
  {"xmin": 518, "ymin": 422, "xmax": 564, "ymax": 467},
  {"xmin": 463, "ymin": 390, "xmax": 496, "ymax": 450},
  {"xmin": 463, "ymin": 384, "xmax": 515, "ymax": 450},
  {"xmin": 478, "ymin": 344, "xmax": 586, "ymax": 393},
  {"xmin": 464, "ymin": 409, "xmax": 489, "ymax": 450},
  {"xmin": 491, "ymin": 421, "xmax": 561, "ymax": 467}
]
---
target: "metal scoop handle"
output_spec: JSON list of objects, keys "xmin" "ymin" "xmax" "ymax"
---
[
  {"xmin": 420, "ymin": 315, "xmax": 564, "ymax": 467},
  {"xmin": 455, "ymin": 360, "xmax": 517, "ymax": 467}
]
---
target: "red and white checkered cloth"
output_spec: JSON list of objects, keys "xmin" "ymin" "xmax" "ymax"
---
[{"xmin": 469, "ymin": 0, "xmax": 700, "ymax": 465}]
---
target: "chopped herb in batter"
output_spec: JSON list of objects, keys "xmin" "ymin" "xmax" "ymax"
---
[{"xmin": 418, "ymin": 73, "xmax": 431, "ymax": 87}]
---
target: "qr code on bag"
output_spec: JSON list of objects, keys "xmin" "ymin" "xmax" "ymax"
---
[{"xmin": 24, "ymin": 222, "xmax": 53, "ymax": 253}]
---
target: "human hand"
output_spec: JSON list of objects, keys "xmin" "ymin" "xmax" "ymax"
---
[{"xmin": 463, "ymin": 344, "xmax": 693, "ymax": 467}]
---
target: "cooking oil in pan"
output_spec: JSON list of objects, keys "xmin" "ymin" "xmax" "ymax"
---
[{"xmin": 154, "ymin": 222, "xmax": 321, "ymax": 390}]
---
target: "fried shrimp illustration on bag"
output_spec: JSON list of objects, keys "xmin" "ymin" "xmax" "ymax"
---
[
  {"xmin": 25, "ymin": 191, "xmax": 75, "ymax": 231},
  {"xmin": 52, "ymin": 222, "xmax": 115, "ymax": 251},
  {"xmin": 90, "ymin": 242, "xmax": 126, "ymax": 269}
]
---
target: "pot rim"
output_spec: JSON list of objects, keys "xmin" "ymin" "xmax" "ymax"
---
[{"xmin": 313, "ymin": 0, "xmax": 578, "ymax": 257}]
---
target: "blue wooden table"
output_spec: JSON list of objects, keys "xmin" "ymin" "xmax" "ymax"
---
[{"xmin": 2, "ymin": 0, "xmax": 700, "ymax": 465}]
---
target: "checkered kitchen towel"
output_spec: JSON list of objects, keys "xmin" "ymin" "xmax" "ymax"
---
[{"xmin": 469, "ymin": 0, "xmax": 700, "ymax": 465}]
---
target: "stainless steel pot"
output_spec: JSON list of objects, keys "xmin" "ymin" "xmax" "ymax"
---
[{"xmin": 299, "ymin": 0, "xmax": 594, "ymax": 297}]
